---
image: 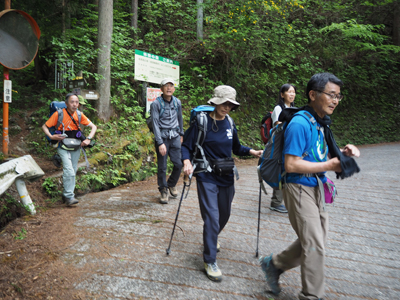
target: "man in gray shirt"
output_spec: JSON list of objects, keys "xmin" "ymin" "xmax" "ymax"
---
[{"xmin": 150, "ymin": 78, "xmax": 184, "ymax": 204}]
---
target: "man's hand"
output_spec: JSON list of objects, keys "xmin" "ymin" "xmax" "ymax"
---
[
  {"xmin": 183, "ymin": 159, "xmax": 193, "ymax": 176},
  {"xmin": 341, "ymin": 144, "xmax": 360, "ymax": 158},
  {"xmin": 327, "ymin": 157, "xmax": 342, "ymax": 173},
  {"xmin": 158, "ymin": 144, "xmax": 167, "ymax": 156},
  {"xmin": 51, "ymin": 134, "xmax": 66, "ymax": 141},
  {"xmin": 81, "ymin": 139, "xmax": 90, "ymax": 147}
]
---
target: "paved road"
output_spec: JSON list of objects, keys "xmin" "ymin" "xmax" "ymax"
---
[{"xmin": 63, "ymin": 143, "xmax": 400, "ymax": 299}]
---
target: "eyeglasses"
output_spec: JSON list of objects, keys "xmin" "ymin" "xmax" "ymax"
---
[{"xmin": 315, "ymin": 90, "xmax": 344, "ymax": 101}]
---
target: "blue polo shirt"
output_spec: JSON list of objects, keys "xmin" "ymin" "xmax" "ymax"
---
[{"xmin": 282, "ymin": 114, "xmax": 329, "ymax": 187}]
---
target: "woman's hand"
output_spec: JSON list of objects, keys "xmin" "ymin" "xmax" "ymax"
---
[
  {"xmin": 249, "ymin": 149, "xmax": 263, "ymax": 158},
  {"xmin": 183, "ymin": 159, "xmax": 193, "ymax": 176}
]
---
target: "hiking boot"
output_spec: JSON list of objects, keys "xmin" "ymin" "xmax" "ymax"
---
[
  {"xmin": 52, "ymin": 154, "xmax": 62, "ymax": 168},
  {"xmin": 168, "ymin": 186, "xmax": 178, "ymax": 198},
  {"xmin": 160, "ymin": 188, "xmax": 169, "ymax": 204},
  {"xmin": 64, "ymin": 197, "xmax": 79, "ymax": 206},
  {"xmin": 270, "ymin": 204, "xmax": 288, "ymax": 213},
  {"xmin": 217, "ymin": 241, "xmax": 220, "ymax": 252},
  {"xmin": 204, "ymin": 262, "xmax": 222, "ymax": 282},
  {"xmin": 260, "ymin": 254, "xmax": 283, "ymax": 295}
]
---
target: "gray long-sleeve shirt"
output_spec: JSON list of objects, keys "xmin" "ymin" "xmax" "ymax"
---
[{"xmin": 151, "ymin": 95, "xmax": 184, "ymax": 146}]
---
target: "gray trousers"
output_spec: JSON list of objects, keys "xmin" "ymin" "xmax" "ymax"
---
[
  {"xmin": 271, "ymin": 188, "xmax": 284, "ymax": 207},
  {"xmin": 155, "ymin": 136, "xmax": 182, "ymax": 191},
  {"xmin": 273, "ymin": 183, "xmax": 328, "ymax": 300},
  {"xmin": 57, "ymin": 147, "xmax": 81, "ymax": 199}
]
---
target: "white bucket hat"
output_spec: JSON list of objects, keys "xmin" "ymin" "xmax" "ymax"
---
[{"xmin": 207, "ymin": 85, "xmax": 240, "ymax": 110}]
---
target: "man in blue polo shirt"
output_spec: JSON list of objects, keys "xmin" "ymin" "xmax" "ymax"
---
[{"xmin": 259, "ymin": 73, "xmax": 360, "ymax": 300}]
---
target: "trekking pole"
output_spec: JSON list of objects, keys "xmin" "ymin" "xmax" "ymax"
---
[
  {"xmin": 255, "ymin": 182, "xmax": 262, "ymax": 257},
  {"xmin": 166, "ymin": 175, "xmax": 190, "ymax": 255}
]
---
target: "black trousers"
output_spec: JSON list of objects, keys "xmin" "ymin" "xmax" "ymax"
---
[
  {"xmin": 155, "ymin": 136, "xmax": 182, "ymax": 191},
  {"xmin": 196, "ymin": 180, "xmax": 235, "ymax": 263}
]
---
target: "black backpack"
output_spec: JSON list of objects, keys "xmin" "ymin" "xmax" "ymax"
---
[{"xmin": 257, "ymin": 108, "xmax": 320, "ymax": 191}]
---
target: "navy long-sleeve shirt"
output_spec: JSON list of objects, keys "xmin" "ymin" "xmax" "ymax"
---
[{"xmin": 181, "ymin": 113, "xmax": 251, "ymax": 186}]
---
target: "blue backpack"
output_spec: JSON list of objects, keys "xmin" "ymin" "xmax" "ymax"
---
[
  {"xmin": 183, "ymin": 105, "xmax": 234, "ymax": 174},
  {"xmin": 146, "ymin": 96, "xmax": 179, "ymax": 132},
  {"xmin": 257, "ymin": 109, "xmax": 319, "ymax": 190}
]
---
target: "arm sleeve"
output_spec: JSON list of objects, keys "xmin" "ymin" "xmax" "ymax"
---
[
  {"xmin": 177, "ymin": 99, "xmax": 184, "ymax": 136},
  {"xmin": 271, "ymin": 105, "xmax": 282, "ymax": 125},
  {"xmin": 45, "ymin": 111, "xmax": 59, "ymax": 128},
  {"xmin": 232, "ymin": 124, "xmax": 251, "ymax": 156},
  {"xmin": 80, "ymin": 113, "xmax": 91, "ymax": 126},
  {"xmin": 181, "ymin": 121, "xmax": 198, "ymax": 161},
  {"xmin": 151, "ymin": 100, "xmax": 163, "ymax": 146},
  {"xmin": 283, "ymin": 118, "xmax": 309, "ymax": 158}
]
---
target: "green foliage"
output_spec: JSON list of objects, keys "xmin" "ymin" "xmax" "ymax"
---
[
  {"xmin": 3, "ymin": 0, "xmax": 399, "ymax": 205},
  {"xmin": 42, "ymin": 177, "xmax": 62, "ymax": 202},
  {"xmin": 13, "ymin": 228, "xmax": 27, "ymax": 240}
]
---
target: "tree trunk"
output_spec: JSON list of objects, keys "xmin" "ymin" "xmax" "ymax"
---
[
  {"xmin": 393, "ymin": 1, "xmax": 400, "ymax": 46},
  {"xmin": 96, "ymin": 0, "xmax": 113, "ymax": 121},
  {"xmin": 131, "ymin": 0, "xmax": 138, "ymax": 29},
  {"xmin": 197, "ymin": 0, "xmax": 203, "ymax": 41},
  {"xmin": 34, "ymin": 52, "xmax": 42, "ymax": 82}
]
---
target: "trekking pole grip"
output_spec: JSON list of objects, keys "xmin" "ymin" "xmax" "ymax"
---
[{"xmin": 184, "ymin": 175, "xmax": 189, "ymax": 186}]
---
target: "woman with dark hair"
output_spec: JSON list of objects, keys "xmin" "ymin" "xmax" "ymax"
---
[
  {"xmin": 271, "ymin": 83, "xmax": 296, "ymax": 126},
  {"xmin": 269, "ymin": 83, "xmax": 296, "ymax": 213}
]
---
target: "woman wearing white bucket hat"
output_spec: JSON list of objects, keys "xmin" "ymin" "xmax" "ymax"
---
[{"xmin": 182, "ymin": 85, "xmax": 262, "ymax": 282}]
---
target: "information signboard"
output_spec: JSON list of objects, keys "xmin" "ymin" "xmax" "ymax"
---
[
  {"xmin": 135, "ymin": 50, "xmax": 179, "ymax": 86},
  {"xmin": 146, "ymin": 88, "xmax": 162, "ymax": 114},
  {"xmin": 3, "ymin": 80, "xmax": 11, "ymax": 103}
]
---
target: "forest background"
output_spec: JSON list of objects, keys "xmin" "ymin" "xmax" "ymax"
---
[{"xmin": 1, "ymin": 0, "xmax": 400, "ymax": 225}]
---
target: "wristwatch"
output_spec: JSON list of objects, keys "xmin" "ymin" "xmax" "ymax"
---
[{"xmin": 87, "ymin": 136, "xmax": 92, "ymax": 140}]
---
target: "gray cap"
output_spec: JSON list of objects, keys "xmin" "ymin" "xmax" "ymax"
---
[
  {"xmin": 160, "ymin": 78, "xmax": 175, "ymax": 86},
  {"xmin": 207, "ymin": 85, "xmax": 240, "ymax": 109}
]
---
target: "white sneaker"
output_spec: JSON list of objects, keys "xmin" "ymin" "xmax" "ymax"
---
[{"xmin": 204, "ymin": 262, "xmax": 222, "ymax": 282}]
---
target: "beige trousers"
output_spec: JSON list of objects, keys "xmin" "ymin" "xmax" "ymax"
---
[{"xmin": 273, "ymin": 183, "xmax": 328, "ymax": 300}]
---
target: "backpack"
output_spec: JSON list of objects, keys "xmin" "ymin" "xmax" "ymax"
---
[
  {"xmin": 146, "ymin": 96, "xmax": 179, "ymax": 133},
  {"xmin": 257, "ymin": 109, "xmax": 319, "ymax": 190},
  {"xmin": 183, "ymin": 105, "xmax": 234, "ymax": 174},
  {"xmin": 46, "ymin": 101, "xmax": 81, "ymax": 144},
  {"xmin": 260, "ymin": 111, "xmax": 273, "ymax": 144}
]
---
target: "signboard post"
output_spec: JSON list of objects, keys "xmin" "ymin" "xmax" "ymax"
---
[{"xmin": 134, "ymin": 50, "xmax": 180, "ymax": 86}]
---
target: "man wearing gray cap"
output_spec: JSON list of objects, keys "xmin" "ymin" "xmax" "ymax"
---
[{"xmin": 150, "ymin": 78, "xmax": 184, "ymax": 204}]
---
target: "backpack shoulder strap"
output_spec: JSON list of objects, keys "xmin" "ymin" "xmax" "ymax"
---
[
  {"xmin": 56, "ymin": 108, "xmax": 64, "ymax": 131},
  {"xmin": 76, "ymin": 110, "xmax": 82, "ymax": 125},
  {"xmin": 157, "ymin": 97, "xmax": 165, "ymax": 117},
  {"xmin": 192, "ymin": 111, "xmax": 212, "ymax": 173},
  {"xmin": 172, "ymin": 96, "xmax": 178, "ymax": 111},
  {"xmin": 226, "ymin": 114, "xmax": 234, "ymax": 131},
  {"xmin": 293, "ymin": 110, "xmax": 320, "ymax": 157},
  {"xmin": 196, "ymin": 111, "xmax": 208, "ymax": 146}
]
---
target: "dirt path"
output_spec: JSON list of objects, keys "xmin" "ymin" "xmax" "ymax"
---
[{"xmin": 1, "ymin": 143, "xmax": 400, "ymax": 299}]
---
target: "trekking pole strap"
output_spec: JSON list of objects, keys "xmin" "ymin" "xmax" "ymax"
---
[
  {"xmin": 315, "ymin": 175, "xmax": 326, "ymax": 211},
  {"xmin": 257, "ymin": 165, "xmax": 268, "ymax": 195},
  {"xmin": 80, "ymin": 147, "xmax": 90, "ymax": 170}
]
